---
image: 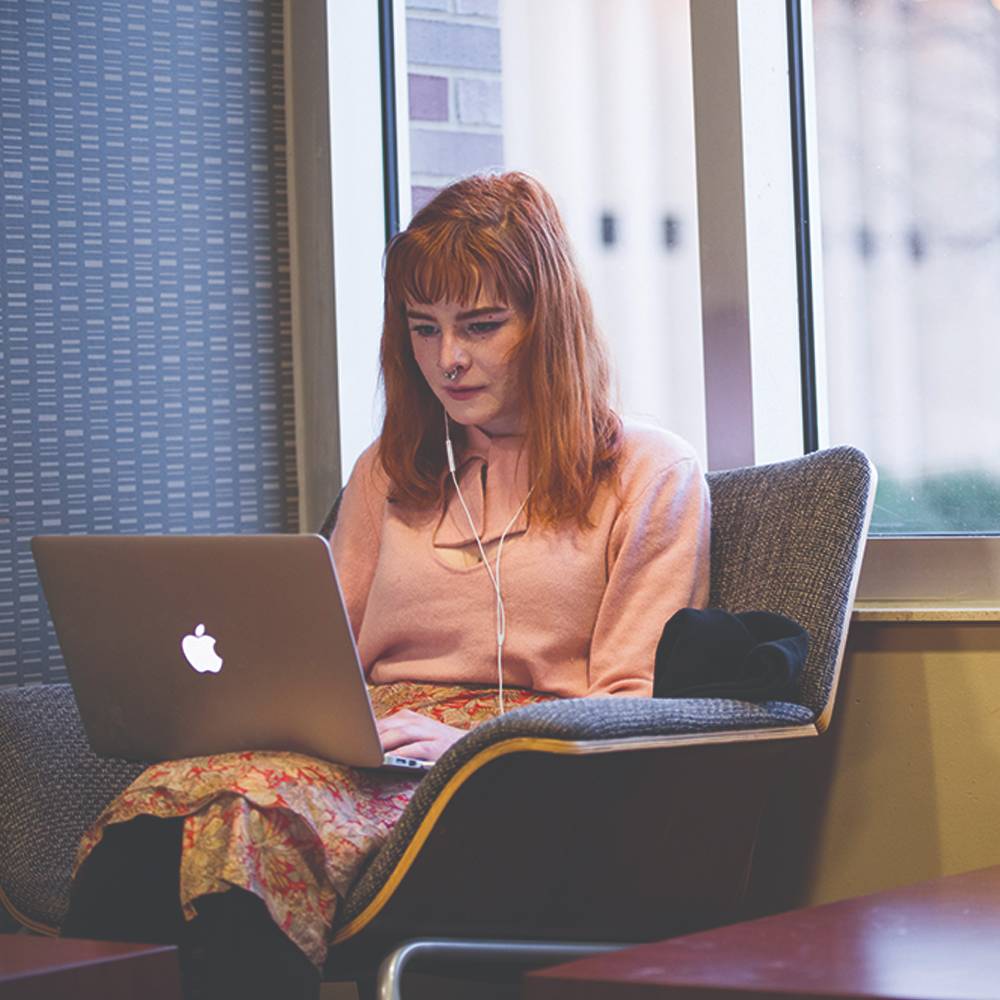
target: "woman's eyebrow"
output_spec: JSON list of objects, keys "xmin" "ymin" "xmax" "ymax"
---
[
  {"xmin": 405, "ymin": 306, "xmax": 509, "ymax": 321},
  {"xmin": 457, "ymin": 306, "xmax": 508, "ymax": 320}
]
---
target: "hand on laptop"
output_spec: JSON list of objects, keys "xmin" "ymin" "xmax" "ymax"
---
[{"xmin": 376, "ymin": 710, "xmax": 467, "ymax": 762}]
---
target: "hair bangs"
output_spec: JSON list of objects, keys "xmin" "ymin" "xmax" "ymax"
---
[{"xmin": 390, "ymin": 223, "xmax": 527, "ymax": 314}]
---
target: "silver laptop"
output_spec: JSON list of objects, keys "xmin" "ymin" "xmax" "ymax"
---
[{"xmin": 31, "ymin": 534, "xmax": 433, "ymax": 773}]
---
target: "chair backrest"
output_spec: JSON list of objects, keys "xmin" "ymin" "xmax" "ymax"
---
[
  {"xmin": 706, "ymin": 445, "xmax": 875, "ymax": 730},
  {"xmin": 317, "ymin": 489, "xmax": 343, "ymax": 539}
]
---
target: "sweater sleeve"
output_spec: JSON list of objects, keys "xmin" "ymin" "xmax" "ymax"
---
[
  {"xmin": 330, "ymin": 444, "xmax": 383, "ymax": 643},
  {"xmin": 587, "ymin": 456, "xmax": 711, "ymax": 697}
]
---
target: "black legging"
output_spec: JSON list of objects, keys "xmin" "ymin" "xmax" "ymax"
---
[{"xmin": 61, "ymin": 815, "xmax": 321, "ymax": 1000}]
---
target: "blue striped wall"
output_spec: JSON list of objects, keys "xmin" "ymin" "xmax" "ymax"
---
[{"xmin": 0, "ymin": 0, "xmax": 298, "ymax": 684}]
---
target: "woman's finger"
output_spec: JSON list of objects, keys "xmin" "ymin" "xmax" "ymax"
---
[
  {"xmin": 377, "ymin": 714, "xmax": 441, "ymax": 738},
  {"xmin": 378, "ymin": 721, "xmax": 437, "ymax": 749},
  {"xmin": 376, "ymin": 717, "xmax": 424, "ymax": 736},
  {"xmin": 388, "ymin": 740, "xmax": 437, "ymax": 760}
]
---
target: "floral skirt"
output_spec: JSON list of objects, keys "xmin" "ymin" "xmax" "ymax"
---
[{"xmin": 74, "ymin": 682, "xmax": 548, "ymax": 966}]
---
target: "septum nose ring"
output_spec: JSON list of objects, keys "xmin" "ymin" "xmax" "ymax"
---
[{"xmin": 444, "ymin": 366, "xmax": 460, "ymax": 382}]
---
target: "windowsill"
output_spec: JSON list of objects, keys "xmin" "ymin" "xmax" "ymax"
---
[
  {"xmin": 852, "ymin": 602, "xmax": 1000, "ymax": 623},
  {"xmin": 855, "ymin": 538, "xmax": 1000, "ymax": 616}
]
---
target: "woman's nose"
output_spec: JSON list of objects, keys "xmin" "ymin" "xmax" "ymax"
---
[{"xmin": 438, "ymin": 329, "xmax": 468, "ymax": 369}]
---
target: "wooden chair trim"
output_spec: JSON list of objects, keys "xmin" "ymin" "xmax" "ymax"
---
[
  {"xmin": 814, "ymin": 452, "xmax": 879, "ymax": 734},
  {"xmin": 330, "ymin": 722, "xmax": 818, "ymax": 944},
  {"xmin": 0, "ymin": 882, "xmax": 59, "ymax": 937}
]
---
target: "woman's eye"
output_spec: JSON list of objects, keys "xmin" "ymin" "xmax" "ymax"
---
[
  {"xmin": 468, "ymin": 321, "xmax": 502, "ymax": 335},
  {"xmin": 411, "ymin": 325, "xmax": 437, "ymax": 338}
]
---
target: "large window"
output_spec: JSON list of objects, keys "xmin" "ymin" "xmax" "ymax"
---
[
  {"xmin": 813, "ymin": 0, "xmax": 1000, "ymax": 536},
  {"xmin": 396, "ymin": 0, "xmax": 1000, "ymax": 539},
  {"xmin": 314, "ymin": 0, "xmax": 1000, "ymax": 601}
]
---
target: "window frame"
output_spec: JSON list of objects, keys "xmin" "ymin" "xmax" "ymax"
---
[
  {"xmin": 689, "ymin": 0, "xmax": 809, "ymax": 471},
  {"xmin": 284, "ymin": 0, "xmax": 1000, "ymax": 608},
  {"xmin": 284, "ymin": 0, "xmax": 397, "ymax": 530},
  {"xmin": 790, "ymin": 0, "xmax": 1000, "ymax": 609}
]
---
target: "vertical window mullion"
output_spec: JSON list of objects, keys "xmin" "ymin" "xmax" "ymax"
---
[
  {"xmin": 378, "ymin": 0, "xmax": 401, "ymax": 242},
  {"xmin": 691, "ymin": 0, "xmax": 807, "ymax": 472},
  {"xmin": 786, "ymin": 0, "xmax": 820, "ymax": 455},
  {"xmin": 326, "ymin": 0, "xmax": 389, "ymax": 481},
  {"xmin": 284, "ymin": 0, "xmax": 340, "ymax": 531}
]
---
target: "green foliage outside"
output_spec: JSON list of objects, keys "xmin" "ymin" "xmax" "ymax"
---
[{"xmin": 871, "ymin": 470, "xmax": 1000, "ymax": 536}]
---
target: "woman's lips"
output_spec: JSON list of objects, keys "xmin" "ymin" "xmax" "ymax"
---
[{"xmin": 444, "ymin": 386, "xmax": 484, "ymax": 400}]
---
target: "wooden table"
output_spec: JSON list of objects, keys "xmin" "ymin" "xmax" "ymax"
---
[
  {"xmin": 0, "ymin": 934, "xmax": 181, "ymax": 999},
  {"xmin": 525, "ymin": 866, "xmax": 1000, "ymax": 999}
]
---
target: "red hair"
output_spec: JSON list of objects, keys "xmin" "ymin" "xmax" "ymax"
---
[{"xmin": 378, "ymin": 171, "xmax": 622, "ymax": 527}]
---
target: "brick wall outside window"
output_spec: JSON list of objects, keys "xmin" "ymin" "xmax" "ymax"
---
[{"xmin": 405, "ymin": 0, "xmax": 504, "ymax": 213}]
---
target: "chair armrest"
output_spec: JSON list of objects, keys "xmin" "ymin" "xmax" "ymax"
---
[
  {"xmin": 448, "ymin": 696, "xmax": 815, "ymax": 749},
  {"xmin": 0, "ymin": 684, "xmax": 144, "ymax": 931}
]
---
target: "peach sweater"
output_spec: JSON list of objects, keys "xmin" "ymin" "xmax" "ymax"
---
[{"xmin": 330, "ymin": 421, "xmax": 711, "ymax": 698}]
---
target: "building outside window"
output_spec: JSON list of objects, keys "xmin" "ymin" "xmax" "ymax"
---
[{"xmin": 813, "ymin": 0, "xmax": 1000, "ymax": 535}]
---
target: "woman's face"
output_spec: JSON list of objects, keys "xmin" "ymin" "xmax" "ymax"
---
[{"xmin": 406, "ymin": 295, "xmax": 528, "ymax": 437}]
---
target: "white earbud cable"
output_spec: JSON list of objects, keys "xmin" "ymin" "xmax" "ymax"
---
[{"xmin": 444, "ymin": 410, "xmax": 531, "ymax": 714}]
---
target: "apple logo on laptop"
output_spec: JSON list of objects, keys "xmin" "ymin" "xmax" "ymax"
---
[{"xmin": 181, "ymin": 624, "xmax": 223, "ymax": 674}]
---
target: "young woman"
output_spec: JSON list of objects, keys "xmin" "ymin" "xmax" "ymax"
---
[{"xmin": 62, "ymin": 171, "xmax": 710, "ymax": 999}]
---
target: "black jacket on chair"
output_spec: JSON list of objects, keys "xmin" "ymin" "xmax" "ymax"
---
[{"xmin": 654, "ymin": 608, "xmax": 809, "ymax": 703}]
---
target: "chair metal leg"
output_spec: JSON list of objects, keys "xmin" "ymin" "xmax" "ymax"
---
[{"xmin": 375, "ymin": 938, "xmax": 628, "ymax": 1000}]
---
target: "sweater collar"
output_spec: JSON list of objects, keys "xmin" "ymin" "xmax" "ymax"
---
[{"xmin": 434, "ymin": 425, "xmax": 532, "ymax": 549}]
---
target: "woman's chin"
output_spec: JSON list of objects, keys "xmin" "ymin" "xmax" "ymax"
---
[
  {"xmin": 437, "ymin": 395, "xmax": 522, "ymax": 436},
  {"xmin": 440, "ymin": 396, "xmax": 486, "ymax": 426},
  {"xmin": 441, "ymin": 404, "xmax": 478, "ymax": 427}
]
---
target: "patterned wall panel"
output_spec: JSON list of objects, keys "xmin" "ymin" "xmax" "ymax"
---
[{"xmin": 0, "ymin": 0, "xmax": 298, "ymax": 684}]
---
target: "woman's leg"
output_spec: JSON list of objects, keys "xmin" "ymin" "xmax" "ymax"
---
[
  {"xmin": 191, "ymin": 889, "xmax": 322, "ymax": 1000},
  {"xmin": 62, "ymin": 814, "xmax": 186, "ymax": 943},
  {"xmin": 63, "ymin": 815, "xmax": 321, "ymax": 1000}
]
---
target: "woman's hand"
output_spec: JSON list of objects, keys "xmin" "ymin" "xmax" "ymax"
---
[{"xmin": 376, "ymin": 709, "xmax": 467, "ymax": 762}]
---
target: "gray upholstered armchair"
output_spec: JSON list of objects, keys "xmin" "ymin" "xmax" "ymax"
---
[{"xmin": 0, "ymin": 446, "xmax": 875, "ymax": 998}]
